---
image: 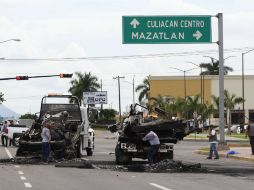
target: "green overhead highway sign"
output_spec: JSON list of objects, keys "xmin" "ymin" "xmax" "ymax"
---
[{"xmin": 122, "ymin": 16, "xmax": 212, "ymax": 44}]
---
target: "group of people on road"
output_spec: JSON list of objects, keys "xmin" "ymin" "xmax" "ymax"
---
[
  {"xmin": 143, "ymin": 119, "xmax": 254, "ymax": 164},
  {"xmin": 1, "ymin": 121, "xmax": 9, "ymax": 147},
  {"xmin": 206, "ymin": 119, "xmax": 254, "ymax": 160},
  {"xmin": 1, "ymin": 120, "xmax": 15, "ymax": 147}
]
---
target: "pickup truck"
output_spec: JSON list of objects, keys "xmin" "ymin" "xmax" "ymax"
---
[{"xmin": 7, "ymin": 125, "xmax": 29, "ymax": 146}]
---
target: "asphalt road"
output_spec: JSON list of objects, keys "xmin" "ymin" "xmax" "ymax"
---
[{"xmin": 0, "ymin": 130, "xmax": 254, "ymax": 190}]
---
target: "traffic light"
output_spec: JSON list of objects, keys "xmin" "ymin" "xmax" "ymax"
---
[
  {"xmin": 59, "ymin": 73, "xmax": 73, "ymax": 78},
  {"xmin": 16, "ymin": 76, "xmax": 29, "ymax": 80}
]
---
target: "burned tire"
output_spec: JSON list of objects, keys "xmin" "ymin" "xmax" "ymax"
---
[
  {"xmin": 160, "ymin": 151, "xmax": 174, "ymax": 161},
  {"xmin": 13, "ymin": 134, "xmax": 20, "ymax": 147},
  {"xmin": 86, "ymin": 148, "xmax": 93, "ymax": 156},
  {"xmin": 76, "ymin": 140, "xmax": 81, "ymax": 158},
  {"xmin": 115, "ymin": 144, "xmax": 132, "ymax": 165}
]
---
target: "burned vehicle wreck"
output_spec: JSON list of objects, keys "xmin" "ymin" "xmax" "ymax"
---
[
  {"xmin": 16, "ymin": 95, "xmax": 95, "ymax": 159},
  {"xmin": 109, "ymin": 104, "xmax": 198, "ymax": 164}
]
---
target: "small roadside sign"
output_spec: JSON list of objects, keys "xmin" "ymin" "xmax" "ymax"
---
[{"xmin": 83, "ymin": 91, "xmax": 107, "ymax": 105}]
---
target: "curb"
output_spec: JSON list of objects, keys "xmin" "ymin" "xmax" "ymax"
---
[
  {"xmin": 185, "ymin": 138, "xmax": 249, "ymax": 143},
  {"xmin": 195, "ymin": 150, "xmax": 254, "ymax": 163}
]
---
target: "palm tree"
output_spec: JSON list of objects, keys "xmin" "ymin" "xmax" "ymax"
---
[
  {"xmin": 0, "ymin": 92, "xmax": 5, "ymax": 104},
  {"xmin": 68, "ymin": 72, "xmax": 100, "ymax": 104},
  {"xmin": 200, "ymin": 102, "xmax": 215, "ymax": 124},
  {"xmin": 173, "ymin": 97, "xmax": 187, "ymax": 119},
  {"xmin": 211, "ymin": 95, "xmax": 220, "ymax": 110},
  {"xmin": 136, "ymin": 76, "xmax": 150, "ymax": 103},
  {"xmin": 186, "ymin": 95, "xmax": 201, "ymax": 119},
  {"xmin": 224, "ymin": 90, "xmax": 244, "ymax": 134},
  {"xmin": 200, "ymin": 57, "xmax": 233, "ymax": 75},
  {"xmin": 149, "ymin": 95, "xmax": 175, "ymax": 118}
]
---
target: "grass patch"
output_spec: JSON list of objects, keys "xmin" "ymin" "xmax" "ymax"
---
[
  {"xmin": 186, "ymin": 134, "xmax": 207, "ymax": 139},
  {"xmin": 198, "ymin": 147, "xmax": 209, "ymax": 151},
  {"xmin": 226, "ymin": 133, "xmax": 247, "ymax": 139}
]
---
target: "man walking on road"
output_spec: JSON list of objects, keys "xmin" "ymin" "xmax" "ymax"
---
[
  {"xmin": 246, "ymin": 120, "xmax": 254, "ymax": 155},
  {"xmin": 207, "ymin": 127, "xmax": 219, "ymax": 159},
  {"xmin": 142, "ymin": 130, "xmax": 160, "ymax": 164},
  {"xmin": 1, "ymin": 121, "xmax": 8, "ymax": 147},
  {"xmin": 41, "ymin": 123, "xmax": 51, "ymax": 162}
]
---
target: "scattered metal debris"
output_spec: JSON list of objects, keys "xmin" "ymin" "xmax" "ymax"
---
[{"xmin": 0, "ymin": 157, "xmax": 206, "ymax": 173}]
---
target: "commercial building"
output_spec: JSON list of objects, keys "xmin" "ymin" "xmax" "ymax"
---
[{"xmin": 149, "ymin": 75, "xmax": 254, "ymax": 124}]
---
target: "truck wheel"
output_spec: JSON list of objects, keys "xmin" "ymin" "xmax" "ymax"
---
[
  {"xmin": 13, "ymin": 135, "xmax": 20, "ymax": 147},
  {"xmin": 76, "ymin": 140, "xmax": 81, "ymax": 158},
  {"xmin": 86, "ymin": 148, "xmax": 93, "ymax": 156},
  {"xmin": 160, "ymin": 151, "xmax": 173, "ymax": 160},
  {"xmin": 115, "ymin": 144, "xmax": 132, "ymax": 165}
]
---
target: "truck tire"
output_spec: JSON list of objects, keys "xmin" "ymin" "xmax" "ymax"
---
[
  {"xmin": 86, "ymin": 148, "xmax": 93, "ymax": 156},
  {"xmin": 115, "ymin": 144, "xmax": 132, "ymax": 165},
  {"xmin": 13, "ymin": 134, "xmax": 20, "ymax": 147},
  {"xmin": 76, "ymin": 140, "xmax": 81, "ymax": 158},
  {"xmin": 160, "ymin": 151, "xmax": 173, "ymax": 160}
]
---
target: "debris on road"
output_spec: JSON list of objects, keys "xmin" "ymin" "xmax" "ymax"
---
[{"xmin": 55, "ymin": 159, "xmax": 94, "ymax": 169}]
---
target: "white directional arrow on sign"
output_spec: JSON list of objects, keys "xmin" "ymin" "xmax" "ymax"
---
[
  {"xmin": 193, "ymin": 30, "xmax": 203, "ymax": 40},
  {"xmin": 130, "ymin": 18, "xmax": 140, "ymax": 28}
]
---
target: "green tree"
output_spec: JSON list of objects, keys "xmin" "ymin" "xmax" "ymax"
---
[
  {"xmin": 68, "ymin": 72, "xmax": 100, "ymax": 104},
  {"xmin": 19, "ymin": 113, "xmax": 37, "ymax": 120},
  {"xmin": 136, "ymin": 76, "xmax": 150, "ymax": 103},
  {"xmin": 0, "ymin": 92, "xmax": 5, "ymax": 104},
  {"xmin": 99, "ymin": 109, "xmax": 117, "ymax": 120},
  {"xmin": 224, "ymin": 90, "xmax": 244, "ymax": 134},
  {"xmin": 186, "ymin": 95, "xmax": 201, "ymax": 119},
  {"xmin": 200, "ymin": 102, "xmax": 215, "ymax": 123},
  {"xmin": 173, "ymin": 97, "xmax": 187, "ymax": 119},
  {"xmin": 200, "ymin": 57, "xmax": 233, "ymax": 75},
  {"xmin": 149, "ymin": 95, "xmax": 174, "ymax": 118}
]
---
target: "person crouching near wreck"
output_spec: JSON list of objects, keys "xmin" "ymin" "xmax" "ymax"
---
[
  {"xmin": 41, "ymin": 123, "xmax": 51, "ymax": 162},
  {"xmin": 142, "ymin": 130, "xmax": 160, "ymax": 164}
]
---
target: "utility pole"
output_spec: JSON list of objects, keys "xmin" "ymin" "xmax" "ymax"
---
[
  {"xmin": 186, "ymin": 61, "xmax": 203, "ymax": 104},
  {"xmin": 100, "ymin": 79, "xmax": 103, "ymax": 111},
  {"xmin": 169, "ymin": 67, "xmax": 196, "ymax": 100},
  {"xmin": 133, "ymin": 75, "xmax": 135, "ymax": 105},
  {"xmin": 217, "ymin": 13, "xmax": 226, "ymax": 148},
  {"xmin": 113, "ymin": 76, "xmax": 125, "ymax": 123}
]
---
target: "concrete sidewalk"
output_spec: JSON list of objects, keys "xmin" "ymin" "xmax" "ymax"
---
[{"xmin": 197, "ymin": 146, "xmax": 254, "ymax": 162}]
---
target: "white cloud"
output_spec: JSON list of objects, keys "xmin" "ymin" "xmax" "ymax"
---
[{"xmin": 0, "ymin": 0, "xmax": 254, "ymax": 114}]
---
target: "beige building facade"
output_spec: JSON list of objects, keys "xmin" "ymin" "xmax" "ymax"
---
[{"xmin": 149, "ymin": 75, "xmax": 254, "ymax": 123}]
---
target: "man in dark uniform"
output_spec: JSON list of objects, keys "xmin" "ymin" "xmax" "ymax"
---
[{"xmin": 246, "ymin": 120, "xmax": 254, "ymax": 155}]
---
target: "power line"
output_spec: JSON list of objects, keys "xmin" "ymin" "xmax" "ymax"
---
[{"xmin": 0, "ymin": 46, "xmax": 253, "ymax": 62}]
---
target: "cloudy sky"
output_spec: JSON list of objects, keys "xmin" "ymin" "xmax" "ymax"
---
[{"xmin": 0, "ymin": 0, "xmax": 254, "ymax": 115}]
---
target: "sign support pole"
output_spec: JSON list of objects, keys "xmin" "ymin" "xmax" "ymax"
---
[{"xmin": 217, "ymin": 13, "xmax": 227, "ymax": 149}]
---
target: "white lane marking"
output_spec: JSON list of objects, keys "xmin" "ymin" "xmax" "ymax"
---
[
  {"xmin": 14, "ymin": 165, "xmax": 20, "ymax": 168},
  {"xmin": 4, "ymin": 148, "xmax": 13, "ymax": 159},
  {"xmin": 149, "ymin": 183, "xmax": 171, "ymax": 190},
  {"xmin": 20, "ymin": 176, "xmax": 27, "ymax": 180},
  {"xmin": 24, "ymin": 183, "xmax": 32, "ymax": 188},
  {"xmin": 18, "ymin": 171, "xmax": 24, "ymax": 175}
]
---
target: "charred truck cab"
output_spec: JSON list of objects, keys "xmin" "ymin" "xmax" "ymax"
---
[
  {"xmin": 110, "ymin": 104, "xmax": 197, "ymax": 164},
  {"xmin": 16, "ymin": 95, "xmax": 95, "ymax": 159}
]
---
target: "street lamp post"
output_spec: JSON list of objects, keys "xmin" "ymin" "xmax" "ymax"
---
[
  {"xmin": 0, "ymin": 38, "xmax": 21, "ymax": 43},
  {"xmin": 242, "ymin": 48, "xmax": 254, "ymax": 124},
  {"xmin": 186, "ymin": 61, "xmax": 203, "ymax": 104},
  {"xmin": 123, "ymin": 75, "xmax": 135, "ymax": 105},
  {"xmin": 169, "ymin": 67, "xmax": 197, "ymax": 100},
  {"xmin": 113, "ymin": 76, "xmax": 125, "ymax": 123}
]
